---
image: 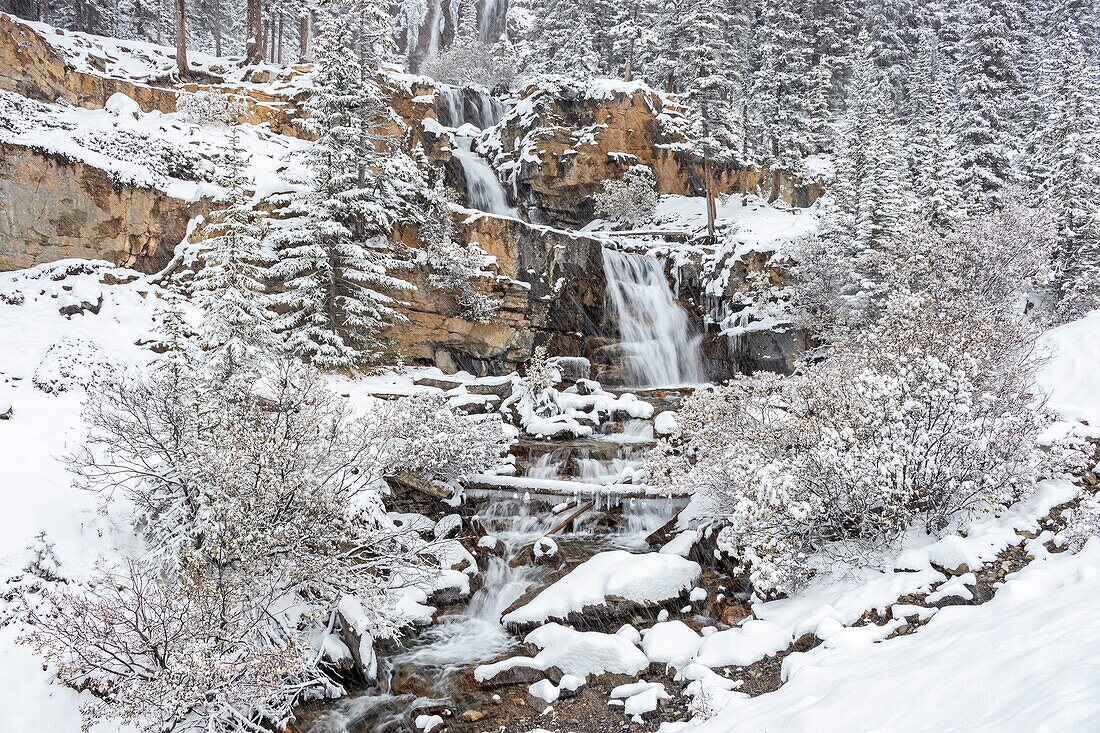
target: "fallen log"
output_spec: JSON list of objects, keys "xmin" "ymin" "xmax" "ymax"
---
[
  {"xmin": 384, "ymin": 471, "xmax": 452, "ymax": 500},
  {"xmin": 546, "ymin": 500, "xmax": 596, "ymax": 536}
]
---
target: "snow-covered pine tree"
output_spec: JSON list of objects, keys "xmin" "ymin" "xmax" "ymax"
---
[
  {"xmin": 837, "ymin": 46, "xmax": 910, "ymax": 250},
  {"xmin": 749, "ymin": 0, "xmax": 815, "ymax": 200},
  {"xmin": 954, "ymin": 0, "xmax": 1027, "ymax": 211},
  {"xmin": 191, "ymin": 126, "xmax": 274, "ymax": 386},
  {"xmin": 272, "ymin": 0, "xmax": 414, "ymax": 370},
  {"xmin": 1040, "ymin": 33, "xmax": 1100, "ymax": 321},
  {"xmin": 905, "ymin": 29, "xmax": 964, "ymax": 230}
]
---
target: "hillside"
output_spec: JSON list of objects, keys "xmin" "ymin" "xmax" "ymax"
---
[{"xmin": 1, "ymin": 4, "xmax": 1099, "ymax": 733}]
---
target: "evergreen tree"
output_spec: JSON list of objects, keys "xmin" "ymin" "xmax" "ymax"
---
[
  {"xmin": 1040, "ymin": 35, "xmax": 1100, "ymax": 320},
  {"xmin": 191, "ymin": 126, "xmax": 274, "ymax": 385},
  {"xmin": 749, "ymin": 0, "xmax": 815, "ymax": 200},
  {"xmin": 954, "ymin": 0, "xmax": 1026, "ymax": 211},
  {"xmin": 905, "ymin": 29, "xmax": 964, "ymax": 229},
  {"xmin": 833, "ymin": 45, "xmax": 910, "ymax": 250},
  {"xmin": 271, "ymin": 0, "xmax": 413, "ymax": 370}
]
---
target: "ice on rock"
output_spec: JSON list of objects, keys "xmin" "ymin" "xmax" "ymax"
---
[
  {"xmin": 610, "ymin": 680, "xmax": 670, "ymax": 716},
  {"xmin": 654, "ymin": 410, "xmax": 679, "ymax": 436},
  {"xmin": 474, "ymin": 623, "xmax": 649, "ymax": 681},
  {"xmin": 691, "ymin": 620, "xmax": 792, "ymax": 668}
]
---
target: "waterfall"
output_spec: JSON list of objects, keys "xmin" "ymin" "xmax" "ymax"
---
[
  {"xmin": 601, "ymin": 248, "xmax": 706, "ymax": 388},
  {"xmin": 478, "ymin": 0, "xmax": 508, "ymax": 43},
  {"xmin": 436, "ymin": 85, "xmax": 507, "ymax": 130},
  {"xmin": 453, "ymin": 138, "xmax": 515, "ymax": 216}
]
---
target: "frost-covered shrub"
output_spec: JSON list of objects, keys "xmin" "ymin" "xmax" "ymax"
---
[
  {"xmin": 77, "ymin": 129, "xmax": 209, "ymax": 184},
  {"xmin": 176, "ymin": 90, "xmax": 245, "ymax": 125},
  {"xmin": 423, "ymin": 40, "xmax": 517, "ymax": 89},
  {"xmin": 653, "ymin": 333, "xmax": 1043, "ymax": 597},
  {"xmin": 591, "ymin": 165, "xmax": 659, "ymax": 226},
  {"xmin": 371, "ymin": 391, "xmax": 509, "ymax": 488},
  {"xmin": 33, "ymin": 336, "xmax": 115, "ymax": 393},
  {"xmin": 18, "ymin": 357, "xmax": 438, "ymax": 733},
  {"xmin": 1058, "ymin": 494, "xmax": 1100, "ymax": 552}
]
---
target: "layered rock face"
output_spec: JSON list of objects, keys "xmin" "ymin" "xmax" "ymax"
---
[
  {"xmin": 480, "ymin": 79, "xmax": 821, "ymax": 227},
  {"xmin": 0, "ymin": 143, "xmax": 206, "ymax": 272},
  {"xmin": 387, "ymin": 214, "xmax": 610, "ymax": 376}
]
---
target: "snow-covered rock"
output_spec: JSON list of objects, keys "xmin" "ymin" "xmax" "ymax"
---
[{"xmin": 501, "ymin": 550, "xmax": 701, "ymax": 629}]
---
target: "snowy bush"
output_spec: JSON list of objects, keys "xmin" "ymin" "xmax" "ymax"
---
[
  {"xmin": 76, "ymin": 128, "xmax": 210, "ymax": 185},
  {"xmin": 653, "ymin": 333, "xmax": 1043, "ymax": 597},
  {"xmin": 176, "ymin": 90, "xmax": 245, "ymax": 125},
  {"xmin": 370, "ymin": 391, "xmax": 509, "ymax": 489},
  {"xmin": 1058, "ymin": 494, "xmax": 1100, "ymax": 553},
  {"xmin": 32, "ymin": 336, "xmax": 115, "ymax": 393},
  {"xmin": 591, "ymin": 165, "xmax": 659, "ymax": 226},
  {"xmin": 18, "ymin": 356, "xmax": 439, "ymax": 733}
]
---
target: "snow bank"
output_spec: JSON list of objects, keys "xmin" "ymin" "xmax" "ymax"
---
[
  {"xmin": 502, "ymin": 550, "xmax": 701, "ymax": 626},
  {"xmin": 683, "ymin": 540, "xmax": 1100, "ymax": 733},
  {"xmin": 1038, "ymin": 310, "xmax": 1100, "ymax": 423},
  {"xmin": 474, "ymin": 623, "xmax": 649, "ymax": 681}
]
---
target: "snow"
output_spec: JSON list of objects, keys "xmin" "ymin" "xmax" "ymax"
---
[
  {"xmin": 474, "ymin": 623, "xmax": 649, "ymax": 681},
  {"xmin": 690, "ymin": 620, "xmax": 792, "ymax": 669},
  {"xmin": 654, "ymin": 410, "xmax": 679, "ymax": 436},
  {"xmin": 610, "ymin": 680, "xmax": 670, "ymax": 716},
  {"xmin": 501, "ymin": 550, "xmax": 701, "ymax": 626},
  {"xmin": 683, "ymin": 540, "xmax": 1100, "ymax": 733},
  {"xmin": 1038, "ymin": 310, "xmax": 1100, "ymax": 423},
  {"xmin": 641, "ymin": 621, "xmax": 703, "ymax": 669},
  {"xmin": 0, "ymin": 88, "xmax": 307, "ymax": 203}
]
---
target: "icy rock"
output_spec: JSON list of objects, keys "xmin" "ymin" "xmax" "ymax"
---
[
  {"xmin": 641, "ymin": 620, "xmax": 702, "ymax": 669},
  {"xmin": 533, "ymin": 536, "xmax": 560, "ymax": 565},
  {"xmin": 610, "ymin": 681, "xmax": 669, "ymax": 716},
  {"xmin": 105, "ymin": 91, "xmax": 141, "ymax": 118},
  {"xmin": 414, "ymin": 713, "xmax": 444, "ymax": 732}
]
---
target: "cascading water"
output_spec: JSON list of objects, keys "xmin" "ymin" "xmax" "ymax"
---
[
  {"xmin": 453, "ymin": 138, "xmax": 516, "ymax": 216},
  {"xmin": 601, "ymin": 248, "xmax": 706, "ymax": 388},
  {"xmin": 478, "ymin": 0, "xmax": 508, "ymax": 43}
]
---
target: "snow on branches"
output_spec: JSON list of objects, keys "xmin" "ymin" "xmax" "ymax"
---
[{"xmin": 591, "ymin": 165, "xmax": 659, "ymax": 227}]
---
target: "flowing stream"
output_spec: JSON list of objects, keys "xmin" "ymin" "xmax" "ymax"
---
[
  {"xmin": 302, "ymin": 491, "xmax": 676, "ymax": 733},
  {"xmin": 601, "ymin": 248, "xmax": 706, "ymax": 388}
]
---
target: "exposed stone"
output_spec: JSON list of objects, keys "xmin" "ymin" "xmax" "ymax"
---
[
  {"xmin": 0, "ymin": 143, "xmax": 207, "ymax": 272},
  {"xmin": 472, "ymin": 664, "xmax": 564, "ymax": 690},
  {"xmin": 0, "ymin": 14, "xmax": 178, "ymax": 113},
  {"xmin": 485, "ymin": 79, "xmax": 822, "ymax": 227}
]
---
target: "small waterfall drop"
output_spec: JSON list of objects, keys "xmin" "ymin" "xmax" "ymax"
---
[
  {"xmin": 453, "ymin": 138, "xmax": 515, "ymax": 216},
  {"xmin": 601, "ymin": 248, "xmax": 706, "ymax": 388}
]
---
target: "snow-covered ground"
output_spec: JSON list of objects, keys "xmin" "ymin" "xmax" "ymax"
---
[{"xmin": 0, "ymin": 87, "xmax": 307, "ymax": 202}]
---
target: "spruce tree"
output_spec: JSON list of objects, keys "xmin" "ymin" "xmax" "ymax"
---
[
  {"xmin": 271, "ymin": 0, "xmax": 413, "ymax": 370},
  {"xmin": 954, "ymin": 0, "xmax": 1026, "ymax": 211},
  {"xmin": 191, "ymin": 126, "xmax": 274, "ymax": 386},
  {"xmin": 1041, "ymin": 36, "xmax": 1100, "ymax": 320}
]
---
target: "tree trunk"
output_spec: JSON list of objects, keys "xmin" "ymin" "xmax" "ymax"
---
[
  {"xmin": 277, "ymin": 12, "xmax": 283, "ymax": 64},
  {"xmin": 623, "ymin": 39, "xmax": 634, "ymax": 82},
  {"xmin": 704, "ymin": 155, "xmax": 716, "ymax": 242},
  {"xmin": 37, "ymin": 0, "xmax": 47, "ymax": 22},
  {"xmin": 244, "ymin": 0, "xmax": 263, "ymax": 65},
  {"xmin": 357, "ymin": 4, "xmax": 369, "ymax": 189},
  {"xmin": 175, "ymin": 0, "xmax": 189, "ymax": 74},
  {"xmin": 298, "ymin": 12, "xmax": 309, "ymax": 60},
  {"xmin": 213, "ymin": 0, "xmax": 221, "ymax": 56}
]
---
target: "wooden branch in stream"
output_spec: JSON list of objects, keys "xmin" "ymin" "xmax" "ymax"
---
[
  {"xmin": 546, "ymin": 500, "xmax": 596, "ymax": 536},
  {"xmin": 384, "ymin": 471, "xmax": 452, "ymax": 499}
]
